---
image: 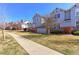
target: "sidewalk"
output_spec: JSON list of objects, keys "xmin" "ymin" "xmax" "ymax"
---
[{"xmin": 8, "ymin": 32, "xmax": 63, "ymax": 55}]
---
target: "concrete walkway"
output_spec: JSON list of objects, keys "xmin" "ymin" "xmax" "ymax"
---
[{"xmin": 8, "ymin": 32, "xmax": 63, "ymax": 55}]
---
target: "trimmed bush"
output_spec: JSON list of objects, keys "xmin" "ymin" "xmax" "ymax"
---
[
  {"xmin": 51, "ymin": 30, "xmax": 63, "ymax": 34},
  {"xmin": 72, "ymin": 30, "xmax": 79, "ymax": 35}
]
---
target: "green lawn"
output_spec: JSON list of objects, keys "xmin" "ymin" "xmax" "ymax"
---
[
  {"xmin": 12, "ymin": 30, "xmax": 79, "ymax": 55},
  {"xmin": 12, "ymin": 30, "xmax": 48, "ymax": 39},
  {"xmin": 0, "ymin": 30, "xmax": 29, "ymax": 55}
]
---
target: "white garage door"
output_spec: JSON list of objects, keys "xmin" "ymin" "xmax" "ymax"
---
[{"xmin": 37, "ymin": 28, "xmax": 47, "ymax": 34}]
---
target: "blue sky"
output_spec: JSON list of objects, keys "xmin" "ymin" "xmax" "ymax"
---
[{"xmin": 0, "ymin": 3, "xmax": 75, "ymax": 22}]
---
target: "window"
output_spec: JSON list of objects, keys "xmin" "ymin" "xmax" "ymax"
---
[
  {"xmin": 76, "ymin": 12, "xmax": 79, "ymax": 15},
  {"xmin": 41, "ymin": 18, "xmax": 45, "ymax": 24},
  {"xmin": 75, "ymin": 8, "xmax": 79, "ymax": 18},
  {"xmin": 65, "ymin": 10, "xmax": 71, "ymax": 20},
  {"xmin": 55, "ymin": 14, "xmax": 60, "ymax": 18},
  {"xmin": 57, "ymin": 14, "xmax": 60, "ymax": 18},
  {"xmin": 76, "ymin": 22, "xmax": 79, "ymax": 26},
  {"xmin": 64, "ymin": 10, "xmax": 71, "ymax": 21},
  {"xmin": 76, "ymin": 12, "xmax": 79, "ymax": 18},
  {"xmin": 76, "ymin": 22, "xmax": 79, "ymax": 29},
  {"xmin": 64, "ymin": 19, "xmax": 71, "ymax": 21}
]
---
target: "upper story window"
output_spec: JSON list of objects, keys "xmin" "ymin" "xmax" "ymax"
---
[
  {"xmin": 76, "ymin": 12, "xmax": 79, "ymax": 17},
  {"xmin": 55, "ymin": 14, "xmax": 60, "ymax": 19},
  {"xmin": 41, "ymin": 18, "xmax": 45, "ymax": 24},
  {"xmin": 64, "ymin": 10, "xmax": 71, "ymax": 21},
  {"xmin": 75, "ymin": 9, "xmax": 79, "ymax": 18}
]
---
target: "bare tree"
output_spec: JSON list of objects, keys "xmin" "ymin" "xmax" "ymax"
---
[{"xmin": 44, "ymin": 16, "xmax": 57, "ymax": 34}]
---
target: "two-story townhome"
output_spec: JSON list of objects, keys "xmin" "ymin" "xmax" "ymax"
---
[
  {"xmin": 60, "ymin": 4, "xmax": 79, "ymax": 33},
  {"xmin": 50, "ymin": 8, "xmax": 65, "ymax": 31},
  {"xmin": 50, "ymin": 4, "xmax": 79, "ymax": 33}
]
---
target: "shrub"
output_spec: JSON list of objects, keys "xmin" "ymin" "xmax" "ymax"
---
[
  {"xmin": 12, "ymin": 27, "xmax": 16, "ymax": 30},
  {"xmin": 23, "ymin": 28, "xmax": 27, "ymax": 31},
  {"xmin": 51, "ymin": 30, "xmax": 63, "ymax": 34},
  {"xmin": 72, "ymin": 30, "xmax": 79, "ymax": 35}
]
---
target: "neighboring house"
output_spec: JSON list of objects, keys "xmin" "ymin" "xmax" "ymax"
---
[
  {"xmin": 5, "ymin": 20, "xmax": 23, "ymax": 30},
  {"xmin": 32, "ymin": 13, "xmax": 47, "ymax": 34},
  {"xmin": 33, "ymin": 13, "xmax": 45, "ymax": 28},
  {"xmin": 21, "ymin": 21, "xmax": 32, "ymax": 31}
]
